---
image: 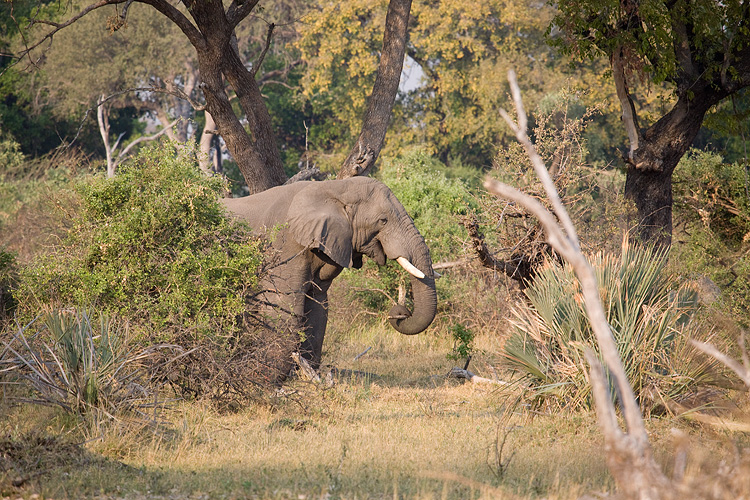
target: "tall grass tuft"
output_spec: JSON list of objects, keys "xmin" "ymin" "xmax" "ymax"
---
[
  {"xmin": 1, "ymin": 308, "xmax": 177, "ymax": 418},
  {"xmin": 502, "ymin": 239, "xmax": 723, "ymax": 413}
]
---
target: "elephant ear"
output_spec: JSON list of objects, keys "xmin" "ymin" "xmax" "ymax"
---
[{"xmin": 287, "ymin": 187, "xmax": 353, "ymax": 268}]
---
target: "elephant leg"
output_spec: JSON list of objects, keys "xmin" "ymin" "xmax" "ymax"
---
[
  {"xmin": 253, "ymin": 267, "xmax": 309, "ymax": 379},
  {"xmin": 300, "ymin": 282, "xmax": 331, "ymax": 369}
]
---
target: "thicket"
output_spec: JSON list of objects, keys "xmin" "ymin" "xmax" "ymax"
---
[{"xmin": 11, "ymin": 144, "xmax": 262, "ymax": 339}]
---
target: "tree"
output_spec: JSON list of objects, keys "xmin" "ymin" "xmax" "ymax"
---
[
  {"xmin": 551, "ymin": 0, "xmax": 750, "ymax": 246},
  {"xmin": 299, "ymin": 0, "xmax": 567, "ymax": 169},
  {"xmin": 338, "ymin": 0, "xmax": 411, "ymax": 178},
  {"xmin": 9, "ymin": 0, "xmax": 411, "ymax": 192}
]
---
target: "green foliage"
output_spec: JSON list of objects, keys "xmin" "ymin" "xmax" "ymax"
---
[
  {"xmin": 672, "ymin": 149, "xmax": 750, "ymax": 325},
  {"xmin": 502, "ymin": 241, "xmax": 719, "ymax": 413},
  {"xmin": 447, "ymin": 323, "xmax": 475, "ymax": 362},
  {"xmin": 551, "ymin": 0, "xmax": 749, "ymax": 90},
  {"xmin": 378, "ymin": 149, "xmax": 478, "ymax": 262},
  {"xmin": 14, "ymin": 144, "xmax": 262, "ymax": 338},
  {"xmin": 298, "ymin": 0, "xmax": 569, "ymax": 167},
  {"xmin": 0, "ymin": 132, "xmax": 25, "ymax": 172}
]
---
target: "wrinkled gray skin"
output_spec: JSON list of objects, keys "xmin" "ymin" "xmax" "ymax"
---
[{"xmin": 222, "ymin": 177, "xmax": 437, "ymax": 369}]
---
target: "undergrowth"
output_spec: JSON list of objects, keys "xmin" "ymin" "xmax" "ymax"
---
[{"xmin": 502, "ymin": 239, "xmax": 728, "ymax": 414}]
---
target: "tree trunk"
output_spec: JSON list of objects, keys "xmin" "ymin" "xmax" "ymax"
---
[
  {"xmin": 624, "ymin": 83, "xmax": 728, "ymax": 247},
  {"xmin": 338, "ymin": 0, "xmax": 412, "ymax": 179},
  {"xmin": 181, "ymin": 0, "xmax": 287, "ymax": 193},
  {"xmin": 221, "ymin": 41, "xmax": 288, "ymax": 190},
  {"xmin": 199, "ymin": 111, "xmax": 217, "ymax": 174}
]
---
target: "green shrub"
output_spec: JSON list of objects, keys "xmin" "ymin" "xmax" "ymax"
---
[
  {"xmin": 672, "ymin": 149, "xmax": 750, "ymax": 326},
  {"xmin": 447, "ymin": 323, "xmax": 475, "ymax": 362},
  {"xmin": 502, "ymin": 241, "xmax": 724, "ymax": 413},
  {"xmin": 14, "ymin": 144, "xmax": 262, "ymax": 338},
  {"xmin": 378, "ymin": 149, "xmax": 478, "ymax": 262}
]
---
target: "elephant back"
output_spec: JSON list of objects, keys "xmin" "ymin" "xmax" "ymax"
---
[{"xmin": 221, "ymin": 181, "xmax": 312, "ymax": 231}]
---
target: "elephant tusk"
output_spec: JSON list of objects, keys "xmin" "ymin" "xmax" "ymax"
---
[{"xmin": 396, "ymin": 256, "xmax": 425, "ymax": 279}]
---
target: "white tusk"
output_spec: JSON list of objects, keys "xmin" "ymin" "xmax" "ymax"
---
[{"xmin": 396, "ymin": 257, "xmax": 425, "ymax": 279}]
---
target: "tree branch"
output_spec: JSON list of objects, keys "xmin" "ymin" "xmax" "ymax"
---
[
  {"xmin": 611, "ymin": 45, "xmax": 641, "ymax": 163},
  {"xmin": 484, "ymin": 70, "xmax": 672, "ymax": 498},
  {"xmin": 116, "ymin": 118, "xmax": 179, "ymax": 164},
  {"xmin": 227, "ymin": 0, "xmax": 262, "ymax": 29},
  {"xmin": 7, "ymin": 0, "xmax": 127, "ymax": 73},
  {"xmin": 691, "ymin": 336, "xmax": 750, "ymax": 389},
  {"xmin": 251, "ymin": 22, "xmax": 275, "ymax": 79},
  {"xmin": 461, "ymin": 214, "xmax": 537, "ymax": 284},
  {"xmin": 139, "ymin": 0, "xmax": 204, "ymax": 50}
]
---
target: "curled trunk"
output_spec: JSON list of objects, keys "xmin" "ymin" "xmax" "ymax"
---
[{"xmin": 386, "ymin": 230, "xmax": 437, "ymax": 335}]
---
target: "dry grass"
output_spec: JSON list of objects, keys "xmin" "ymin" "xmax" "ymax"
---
[
  {"xmin": 1, "ymin": 281, "xmax": 749, "ymax": 499},
  {"xmin": 3, "ymin": 311, "xmax": 748, "ymax": 500}
]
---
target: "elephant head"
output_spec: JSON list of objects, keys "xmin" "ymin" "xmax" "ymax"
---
[{"xmin": 284, "ymin": 176, "xmax": 437, "ymax": 335}]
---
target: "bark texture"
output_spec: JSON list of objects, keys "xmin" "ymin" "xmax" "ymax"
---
[{"xmin": 338, "ymin": 0, "xmax": 412, "ymax": 179}]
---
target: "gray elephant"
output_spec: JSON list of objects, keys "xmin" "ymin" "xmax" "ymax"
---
[{"xmin": 221, "ymin": 176, "xmax": 437, "ymax": 370}]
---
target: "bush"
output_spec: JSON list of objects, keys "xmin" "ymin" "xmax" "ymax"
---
[
  {"xmin": 672, "ymin": 149, "xmax": 750, "ymax": 326},
  {"xmin": 13, "ymin": 144, "xmax": 262, "ymax": 339},
  {"xmin": 378, "ymin": 149, "xmax": 478, "ymax": 262},
  {"xmin": 501, "ymin": 240, "xmax": 725, "ymax": 413}
]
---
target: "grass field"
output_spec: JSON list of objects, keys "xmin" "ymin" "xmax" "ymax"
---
[{"xmin": 2, "ymin": 295, "xmax": 747, "ymax": 500}]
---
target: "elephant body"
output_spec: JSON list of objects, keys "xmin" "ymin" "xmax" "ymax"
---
[{"xmin": 221, "ymin": 176, "xmax": 437, "ymax": 370}]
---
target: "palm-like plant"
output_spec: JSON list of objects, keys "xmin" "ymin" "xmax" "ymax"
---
[
  {"xmin": 1, "ymin": 309, "xmax": 177, "ymax": 417},
  {"xmin": 502, "ymin": 239, "xmax": 719, "ymax": 412}
]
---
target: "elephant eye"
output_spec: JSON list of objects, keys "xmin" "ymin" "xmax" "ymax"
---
[{"xmin": 378, "ymin": 216, "xmax": 388, "ymax": 227}]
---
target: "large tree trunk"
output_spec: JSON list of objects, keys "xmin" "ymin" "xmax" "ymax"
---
[
  {"xmin": 338, "ymin": 0, "xmax": 412, "ymax": 179},
  {"xmin": 183, "ymin": 0, "xmax": 287, "ymax": 193},
  {"xmin": 624, "ymin": 81, "xmax": 730, "ymax": 247},
  {"xmin": 221, "ymin": 40, "xmax": 288, "ymax": 190}
]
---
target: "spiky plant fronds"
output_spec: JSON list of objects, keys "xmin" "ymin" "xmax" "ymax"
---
[
  {"xmin": 502, "ymin": 239, "xmax": 723, "ymax": 412},
  {"xmin": 1, "ymin": 308, "xmax": 178, "ymax": 418}
]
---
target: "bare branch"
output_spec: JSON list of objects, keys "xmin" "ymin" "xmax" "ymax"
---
[
  {"xmin": 251, "ymin": 22, "xmax": 275, "ymax": 79},
  {"xmin": 139, "ymin": 0, "xmax": 204, "ymax": 50},
  {"xmin": 584, "ymin": 349, "xmax": 623, "ymax": 439},
  {"xmin": 448, "ymin": 367, "xmax": 508, "ymax": 385},
  {"xmin": 5, "ymin": 0, "xmax": 126, "ymax": 74},
  {"xmin": 499, "ymin": 70, "xmax": 581, "ymax": 252},
  {"xmin": 257, "ymin": 60, "xmax": 303, "ymax": 85},
  {"xmin": 116, "ymin": 118, "xmax": 179, "ymax": 163},
  {"xmin": 691, "ymin": 337, "xmax": 750, "ymax": 389},
  {"xmin": 461, "ymin": 214, "xmax": 537, "ymax": 284},
  {"xmin": 98, "ymin": 85, "xmax": 206, "ymax": 112},
  {"xmin": 484, "ymin": 70, "xmax": 673, "ymax": 498}
]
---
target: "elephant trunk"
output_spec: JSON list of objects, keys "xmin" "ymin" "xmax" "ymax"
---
[{"xmin": 387, "ymin": 231, "xmax": 437, "ymax": 335}]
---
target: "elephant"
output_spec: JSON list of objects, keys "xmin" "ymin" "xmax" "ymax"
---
[{"xmin": 221, "ymin": 176, "xmax": 437, "ymax": 371}]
